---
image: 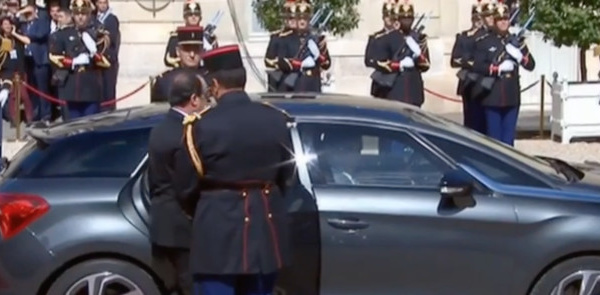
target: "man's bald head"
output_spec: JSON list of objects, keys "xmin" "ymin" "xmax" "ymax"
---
[{"xmin": 168, "ymin": 68, "xmax": 207, "ymax": 109}]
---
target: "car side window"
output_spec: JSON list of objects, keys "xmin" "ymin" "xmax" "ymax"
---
[
  {"xmin": 14, "ymin": 128, "xmax": 150, "ymax": 178},
  {"xmin": 298, "ymin": 123, "xmax": 447, "ymax": 188},
  {"xmin": 424, "ymin": 134, "xmax": 549, "ymax": 188}
]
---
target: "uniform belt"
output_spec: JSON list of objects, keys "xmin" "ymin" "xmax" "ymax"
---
[{"xmin": 200, "ymin": 180, "xmax": 273, "ymax": 191}]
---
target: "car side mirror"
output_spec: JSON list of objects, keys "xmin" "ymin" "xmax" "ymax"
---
[{"xmin": 439, "ymin": 170, "xmax": 473, "ymax": 199}]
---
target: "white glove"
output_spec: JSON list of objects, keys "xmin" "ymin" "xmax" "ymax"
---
[
  {"xmin": 399, "ymin": 56, "xmax": 415, "ymax": 70},
  {"xmin": 307, "ymin": 39, "xmax": 320, "ymax": 59},
  {"xmin": 72, "ymin": 53, "xmax": 90, "ymax": 68},
  {"xmin": 505, "ymin": 44, "xmax": 523, "ymax": 63},
  {"xmin": 497, "ymin": 60, "xmax": 515, "ymax": 74},
  {"xmin": 0, "ymin": 89, "xmax": 8, "ymax": 108},
  {"xmin": 300, "ymin": 56, "xmax": 316, "ymax": 69},
  {"xmin": 405, "ymin": 36, "xmax": 422, "ymax": 58},
  {"xmin": 81, "ymin": 32, "xmax": 97, "ymax": 56},
  {"xmin": 203, "ymin": 36, "xmax": 214, "ymax": 51}
]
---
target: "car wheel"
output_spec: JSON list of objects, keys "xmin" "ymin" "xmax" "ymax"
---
[
  {"xmin": 46, "ymin": 258, "xmax": 161, "ymax": 295},
  {"xmin": 530, "ymin": 256, "xmax": 600, "ymax": 295}
]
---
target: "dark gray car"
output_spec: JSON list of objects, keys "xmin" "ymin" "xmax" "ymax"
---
[{"xmin": 1, "ymin": 94, "xmax": 600, "ymax": 295}]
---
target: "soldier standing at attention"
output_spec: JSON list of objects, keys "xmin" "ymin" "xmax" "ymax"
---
[
  {"xmin": 365, "ymin": 0, "xmax": 398, "ymax": 99},
  {"xmin": 152, "ymin": 26, "xmax": 205, "ymax": 103},
  {"xmin": 373, "ymin": 0, "xmax": 430, "ymax": 107},
  {"xmin": 264, "ymin": 0, "xmax": 297, "ymax": 92},
  {"xmin": 471, "ymin": 0, "xmax": 535, "ymax": 146},
  {"xmin": 276, "ymin": 0, "xmax": 331, "ymax": 93},
  {"xmin": 48, "ymin": 0, "xmax": 110, "ymax": 120},
  {"xmin": 164, "ymin": 0, "xmax": 218, "ymax": 68},
  {"xmin": 174, "ymin": 45, "xmax": 295, "ymax": 295},
  {"xmin": 450, "ymin": 0, "xmax": 484, "ymax": 131}
]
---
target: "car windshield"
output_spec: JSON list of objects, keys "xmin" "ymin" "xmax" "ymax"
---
[{"xmin": 404, "ymin": 109, "xmax": 567, "ymax": 181}]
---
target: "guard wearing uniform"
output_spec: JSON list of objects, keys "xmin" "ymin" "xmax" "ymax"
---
[
  {"xmin": 276, "ymin": 0, "xmax": 331, "ymax": 93},
  {"xmin": 152, "ymin": 26, "xmax": 205, "ymax": 103},
  {"xmin": 164, "ymin": 0, "xmax": 218, "ymax": 68},
  {"xmin": 373, "ymin": 0, "xmax": 430, "ymax": 107},
  {"xmin": 48, "ymin": 0, "xmax": 110, "ymax": 120},
  {"xmin": 451, "ymin": 0, "xmax": 485, "ymax": 132},
  {"xmin": 365, "ymin": 0, "xmax": 398, "ymax": 99},
  {"xmin": 264, "ymin": 0, "xmax": 297, "ymax": 92},
  {"xmin": 471, "ymin": 1, "xmax": 535, "ymax": 145},
  {"xmin": 175, "ymin": 45, "xmax": 294, "ymax": 295}
]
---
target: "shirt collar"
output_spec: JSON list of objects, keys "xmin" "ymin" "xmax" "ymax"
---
[{"xmin": 171, "ymin": 107, "xmax": 188, "ymax": 117}]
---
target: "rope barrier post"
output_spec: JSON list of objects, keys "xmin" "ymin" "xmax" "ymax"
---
[
  {"xmin": 539, "ymin": 74, "xmax": 546, "ymax": 138},
  {"xmin": 13, "ymin": 73, "xmax": 21, "ymax": 141}
]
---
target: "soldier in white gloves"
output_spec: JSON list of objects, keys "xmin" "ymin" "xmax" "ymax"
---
[
  {"xmin": 372, "ymin": 0, "xmax": 430, "ymax": 107},
  {"xmin": 48, "ymin": 0, "xmax": 110, "ymax": 121},
  {"xmin": 470, "ymin": 1, "xmax": 535, "ymax": 146}
]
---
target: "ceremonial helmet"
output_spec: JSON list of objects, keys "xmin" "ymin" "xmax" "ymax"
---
[
  {"xmin": 282, "ymin": 0, "xmax": 298, "ymax": 18},
  {"xmin": 295, "ymin": 0, "xmax": 312, "ymax": 18},
  {"xmin": 481, "ymin": 0, "xmax": 496, "ymax": 16},
  {"xmin": 395, "ymin": 0, "xmax": 415, "ymax": 19},
  {"xmin": 183, "ymin": 0, "xmax": 201, "ymax": 16},
  {"xmin": 382, "ymin": 0, "xmax": 398, "ymax": 18},
  {"xmin": 70, "ymin": 0, "xmax": 93, "ymax": 14},
  {"xmin": 472, "ymin": 0, "xmax": 484, "ymax": 16},
  {"xmin": 494, "ymin": 0, "xmax": 510, "ymax": 19}
]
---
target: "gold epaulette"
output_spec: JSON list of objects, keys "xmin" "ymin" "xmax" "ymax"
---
[
  {"xmin": 475, "ymin": 33, "xmax": 488, "ymax": 42},
  {"xmin": 259, "ymin": 101, "xmax": 292, "ymax": 119},
  {"xmin": 270, "ymin": 29, "xmax": 282, "ymax": 36},
  {"xmin": 278, "ymin": 29, "xmax": 293, "ymax": 37},
  {"xmin": 182, "ymin": 106, "xmax": 212, "ymax": 177},
  {"xmin": 169, "ymin": 30, "xmax": 177, "ymax": 37}
]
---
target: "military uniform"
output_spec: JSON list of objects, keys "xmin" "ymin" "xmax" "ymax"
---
[
  {"xmin": 48, "ymin": 0, "xmax": 110, "ymax": 120},
  {"xmin": 163, "ymin": 0, "xmax": 218, "ymax": 68},
  {"xmin": 450, "ymin": 1, "xmax": 487, "ymax": 133},
  {"xmin": 264, "ymin": 1, "xmax": 297, "ymax": 93},
  {"xmin": 471, "ymin": 2, "xmax": 535, "ymax": 145},
  {"xmin": 373, "ymin": 1, "xmax": 430, "ymax": 107},
  {"xmin": 152, "ymin": 26, "xmax": 206, "ymax": 103},
  {"xmin": 276, "ymin": 0, "xmax": 331, "ymax": 93},
  {"xmin": 175, "ymin": 45, "xmax": 294, "ymax": 295},
  {"xmin": 365, "ymin": 1, "xmax": 397, "ymax": 99}
]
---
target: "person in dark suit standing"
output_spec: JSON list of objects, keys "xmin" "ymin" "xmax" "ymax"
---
[
  {"xmin": 95, "ymin": 0, "xmax": 119, "ymax": 111},
  {"xmin": 175, "ymin": 44, "xmax": 295, "ymax": 295},
  {"xmin": 20, "ymin": 4, "xmax": 51, "ymax": 122},
  {"xmin": 148, "ymin": 69, "xmax": 209, "ymax": 295}
]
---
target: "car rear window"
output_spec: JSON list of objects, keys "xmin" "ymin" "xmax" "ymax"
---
[{"xmin": 4, "ymin": 128, "xmax": 150, "ymax": 178}]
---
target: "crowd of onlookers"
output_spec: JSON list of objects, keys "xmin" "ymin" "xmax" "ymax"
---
[{"xmin": 0, "ymin": 0, "xmax": 120, "ymax": 125}]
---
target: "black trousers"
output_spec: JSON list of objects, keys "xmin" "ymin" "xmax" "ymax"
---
[{"xmin": 152, "ymin": 245, "xmax": 192, "ymax": 295}]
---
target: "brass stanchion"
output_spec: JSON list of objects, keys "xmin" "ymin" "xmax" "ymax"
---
[
  {"xmin": 539, "ymin": 75, "xmax": 546, "ymax": 138},
  {"xmin": 13, "ymin": 73, "xmax": 21, "ymax": 141}
]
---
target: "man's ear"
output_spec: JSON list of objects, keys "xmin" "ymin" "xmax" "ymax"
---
[{"xmin": 211, "ymin": 78, "xmax": 219, "ymax": 90}]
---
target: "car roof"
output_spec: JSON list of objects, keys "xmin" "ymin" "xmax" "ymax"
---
[{"xmin": 26, "ymin": 93, "xmax": 450, "ymax": 141}]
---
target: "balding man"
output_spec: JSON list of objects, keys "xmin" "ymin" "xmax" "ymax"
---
[{"xmin": 148, "ymin": 69, "xmax": 209, "ymax": 295}]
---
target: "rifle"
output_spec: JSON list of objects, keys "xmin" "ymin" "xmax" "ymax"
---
[
  {"xmin": 282, "ymin": 8, "xmax": 333, "ymax": 88},
  {"xmin": 370, "ymin": 12, "xmax": 429, "ymax": 88},
  {"xmin": 267, "ymin": 8, "xmax": 325, "ymax": 84},
  {"xmin": 479, "ymin": 9, "xmax": 535, "ymax": 90},
  {"xmin": 204, "ymin": 10, "xmax": 224, "ymax": 40}
]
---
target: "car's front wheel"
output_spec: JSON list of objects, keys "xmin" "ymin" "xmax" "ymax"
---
[
  {"xmin": 46, "ymin": 258, "xmax": 161, "ymax": 295},
  {"xmin": 530, "ymin": 256, "xmax": 600, "ymax": 295}
]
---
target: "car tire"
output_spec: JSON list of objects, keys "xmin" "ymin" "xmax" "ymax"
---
[
  {"xmin": 529, "ymin": 256, "xmax": 600, "ymax": 295},
  {"xmin": 46, "ymin": 258, "xmax": 161, "ymax": 295}
]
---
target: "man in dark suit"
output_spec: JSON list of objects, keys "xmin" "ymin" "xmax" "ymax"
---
[
  {"xmin": 175, "ymin": 44, "xmax": 295, "ymax": 295},
  {"xmin": 148, "ymin": 69, "xmax": 209, "ymax": 295},
  {"xmin": 21, "ymin": 4, "xmax": 51, "ymax": 122},
  {"xmin": 95, "ymin": 0, "xmax": 119, "ymax": 111}
]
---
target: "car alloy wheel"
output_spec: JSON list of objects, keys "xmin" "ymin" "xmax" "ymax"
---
[
  {"xmin": 550, "ymin": 270, "xmax": 600, "ymax": 295},
  {"xmin": 65, "ymin": 271, "xmax": 144, "ymax": 295}
]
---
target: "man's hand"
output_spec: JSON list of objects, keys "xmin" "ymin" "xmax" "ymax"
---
[
  {"xmin": 498, "ymin": 60, "xmax": 515, "ymax": 74},
  {"xmin": 300, "ymin": 56, "xmax": 316, "ymax": 69},
  {"xmin": 400, "ymin": 56, "xmax": 415, "ymax": 70},
  {"xmin": 405, "ymin": 36, "xmax": 422, "ymax": 58},
  {"xmin": 72, "ymin": 53, "xmax": 90, "ymax": 68}
]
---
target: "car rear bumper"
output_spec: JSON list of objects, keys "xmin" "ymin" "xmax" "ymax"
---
[{"xmin": 0, "ymin": 230, "xmax": 54, "ymax": 294}]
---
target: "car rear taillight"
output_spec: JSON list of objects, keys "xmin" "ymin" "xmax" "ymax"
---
[{"xmin": 0, "ymin": 193, "xmax": 49, "ymax": 240}]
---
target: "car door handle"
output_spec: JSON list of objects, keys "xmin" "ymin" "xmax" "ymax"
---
[{"xmin": 327, "ymin": 218, "xmax": 369, "ymax": 230}]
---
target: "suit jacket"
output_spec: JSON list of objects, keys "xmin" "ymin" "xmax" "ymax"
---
[
  {"xmin": 22, "ymin": 16, "xmax": 50, "ymax": 65},
  {"xmin": 98, "ymin": 11, "xmax": 120, "ymax": 63},
  {"xmin": 148, "ymin": 109, "xmax": 192, "ymax": 248}
]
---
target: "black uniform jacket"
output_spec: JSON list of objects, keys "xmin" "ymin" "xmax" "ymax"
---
[
  {"xmin": 450, "ymin": 27, "xmax": 480, "ymax": 95},
  {"xmin": 373, "ymin": 29, "xmax": 430, "ymax": 106},
  {"xmin": 150, "ymin": 66, "xmax": 206, "ymax": 103},
  {"xmin": 365, "ymin": 28, "xmax": 391, "ymax": 98},
  {"xmin": 471, "ymin": 32, "xmax": 535, "ymax": 107},
  {"xmin": 148, "ymin": 108, "xmax": 192, "ymax": 248},
  {"xmin": 174, "ymin": 91, "xmax": 295, "ymax": 275},
  {"xmin": 276, "ymin": 29, "xmax": 332, "ymax": 92},
  {"xmin": 264, "ymin": 28, "xmax": 287, "ymax": 92},
  {"xmin": 48, "ymin": 25, "xmax": 110, "ymax": 102}
]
